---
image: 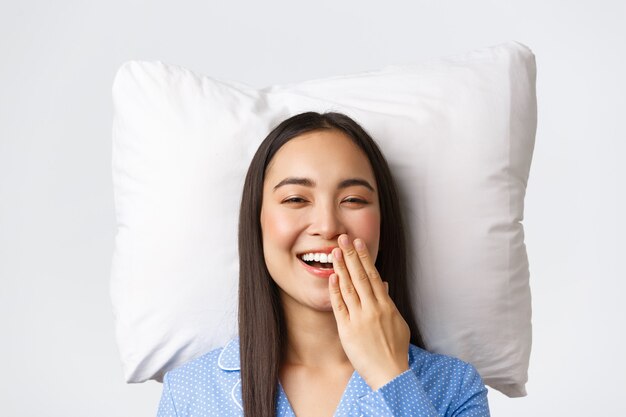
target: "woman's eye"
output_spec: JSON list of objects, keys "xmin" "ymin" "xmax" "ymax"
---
[
  {"xmin": 343, "ymin": 198, "xmax": 368, "ymax": 204},
  {"xmin": 282, "ymin": 197, "xmax": 368, "ymax": 205},
  {"xmin": 283, "ymin": 197, "xmax": 307, "ymax": 204}
]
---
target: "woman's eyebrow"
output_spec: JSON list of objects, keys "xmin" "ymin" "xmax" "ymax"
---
[
  {"xmin": 273, "ymin": 177, "xmax": 375, "ymax": 192},
  {"xmin": 273, "ymin": 177, "xmax": 315, "ymax": 191},
  {"xmin": 339, "ymin": 178, "xmax": 375, "ymax": 191}
]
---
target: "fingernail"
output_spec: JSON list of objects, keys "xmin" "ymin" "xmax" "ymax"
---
[
  {"xmin": 354, "ymin": 239, "xmax": 364, "ymax": 250},
  {"xmin": 333, "ymin": 248, "xmax": 342, "ymax": 260},
  {"xmin": 339, "ymin": 235, "xmax": 348, "ymax": 246}
]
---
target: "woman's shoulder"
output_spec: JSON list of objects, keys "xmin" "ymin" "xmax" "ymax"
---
[
  {"xmin": 409, "ymin": 343, "xmax": 475, "ymax": 368},
  {"xmin": 163, "ymin": 337, "xmax": 240, "ymax": 386},
  {"xmin": 158, "ymin": 338, "xmax": 243, "ymax": 416},
  {"xmin": 407, "ymin": 343, "xmax": 487, "ymax": 398}
]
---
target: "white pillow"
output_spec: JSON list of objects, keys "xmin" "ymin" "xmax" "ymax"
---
[{"xmin": 110, "ymin": 40, "xmax": 536, "ymax": 398}]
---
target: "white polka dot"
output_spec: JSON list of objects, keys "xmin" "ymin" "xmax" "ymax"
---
[{"xmin": 156, "ymin": 337, "xmax": 490, "ymax": 416}]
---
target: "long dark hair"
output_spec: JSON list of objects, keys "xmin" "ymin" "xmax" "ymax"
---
[{"xmin": 237, "ymin": 111, "xmax": 425, "ymax": 417}]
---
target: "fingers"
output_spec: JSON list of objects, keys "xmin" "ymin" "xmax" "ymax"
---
[
  {"xmin": 336, "ymin": 234, "xmax": 386, "ymax": 304},
  {"xmin": 328, "ymin": 273, "xmax": 349, "ymax": 322},
  {"xmin": 350, "ymin": 236, "xmax": 387, "ymax": 302},
  {"xmin": 331, "ymin": 245, "xmax": 362, "ymax": 314},
  {"xmin": 330, "ymin": 234, "xmax": 391, "ymax": 320}
]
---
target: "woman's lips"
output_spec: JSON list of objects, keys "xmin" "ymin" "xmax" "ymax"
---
[
  {"xmin": 296, "ymin": 246, "xmax": 337, "ymax": 256},
  {"xmin": 298, "ymin": 257, "xmax": 335, "ymax": 278}
]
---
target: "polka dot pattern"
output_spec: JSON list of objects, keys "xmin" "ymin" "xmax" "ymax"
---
[{"xmin": 157, "ymin": 336, "xmax": 490, "ymax": 416}]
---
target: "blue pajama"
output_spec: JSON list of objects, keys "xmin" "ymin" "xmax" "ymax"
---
[{"xmin": 157, "ymin": 336, "xmax": 490, "ymax": 416}]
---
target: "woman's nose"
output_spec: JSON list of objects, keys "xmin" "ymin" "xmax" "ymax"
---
[{"xmin": 309, "ymin": 203, "xmax": 346, "ymax": 240}]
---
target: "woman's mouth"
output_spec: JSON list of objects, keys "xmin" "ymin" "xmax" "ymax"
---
[{"xmin": 298, "ymin": 248, "xmax": 335, "ymax": 278}]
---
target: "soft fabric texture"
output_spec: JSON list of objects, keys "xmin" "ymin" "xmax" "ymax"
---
[
  {"xmin": 110, "ymin": 40, "xmax": 536, "ymax": 397},
  {"xmin": 156, "ymin": 336, "xmax": 490, "ymax": 416}
]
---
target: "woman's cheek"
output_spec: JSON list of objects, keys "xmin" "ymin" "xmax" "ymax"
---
[
  {"xmin": 262, "ymin": 209, "xmax": 301, "ymax": 252},
  {"xmin": 354, "ymin": 209, "xmax": 380, "ymax": 251}
]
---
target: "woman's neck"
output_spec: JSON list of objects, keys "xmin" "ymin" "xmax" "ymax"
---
[{"xmin": 280, "ymin": 292, "xmax": 352, "ymax": 369}]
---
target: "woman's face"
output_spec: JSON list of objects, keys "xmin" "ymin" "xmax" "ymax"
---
[{"xmin": 260, "ymin": 129, "xmax": 380, "ymax": 312}]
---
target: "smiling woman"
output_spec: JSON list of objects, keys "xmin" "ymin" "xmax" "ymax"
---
[
  {"xmin": 260, "ymin": 128, "xmax": 381, "ymax": 306},
  {"xmin": 156, "ymin": 111, "xmax": 491, "ymax": 417}
]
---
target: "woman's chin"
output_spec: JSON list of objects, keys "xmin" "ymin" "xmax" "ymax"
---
[
  {"xmin": 307, "ymin": 293, "xmax": 334, "ymax": 312},
  {"xmin": 277, "ymin": 285, "xmax": 333, "ymax": 312}
]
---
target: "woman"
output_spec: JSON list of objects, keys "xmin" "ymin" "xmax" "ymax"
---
[{"xmin": 157, "ymin": 111, "xmax": 490, "ymax": 417}]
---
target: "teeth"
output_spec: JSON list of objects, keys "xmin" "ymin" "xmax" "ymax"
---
[{"xmin": 300, "ymin": 252, "xmax": 334, "ymax": 263}]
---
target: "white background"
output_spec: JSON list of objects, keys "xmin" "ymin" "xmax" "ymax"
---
[{"xmin": 1, "ymin": 0, "xmax": 624, "ymax": 415}]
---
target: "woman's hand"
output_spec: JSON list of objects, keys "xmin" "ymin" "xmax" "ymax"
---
[{"xmin": 328, "ymin": 233, "xmax": 411, "ymax": 391}]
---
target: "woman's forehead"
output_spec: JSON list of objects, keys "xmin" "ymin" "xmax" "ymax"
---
[{"xmin": 265, "ymin": 130, "xmax": 375, "ymax": 184}]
